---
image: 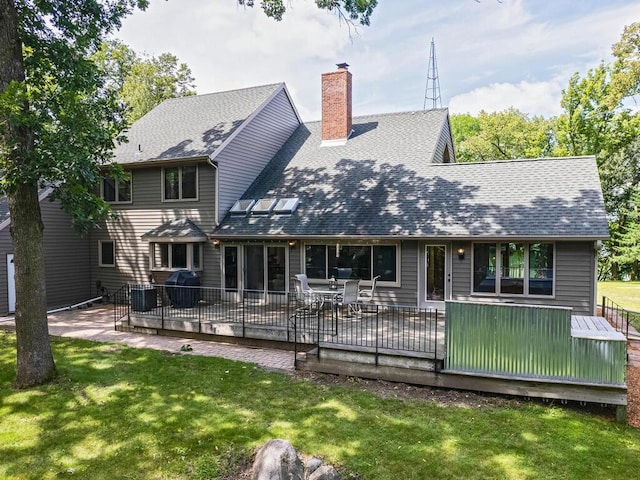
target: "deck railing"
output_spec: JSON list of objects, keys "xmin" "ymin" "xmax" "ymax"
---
[
  {"xmin": 120, "ymin": 284, "xmax": 293, "ymax": 333},
  {"xmin": 114, "ymin": 284, "xmax": 441, "ymax": 361},
  {"xmin": 601, "ymin": 296, "xmax": 635, "ymax": 338},
  {"xmin": 112, "ymin": 284, "xmax": 130, "ymax": 328},
  {"xmin": 289, "ymin": 302, "xmax": 441, "ymax": 367}
]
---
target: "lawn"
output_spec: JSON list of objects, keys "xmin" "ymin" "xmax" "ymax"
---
[
  {"xmin": 598, "ymin": 281, "xmax": 640, "ymax": 312},
  {"xmin": 1, "ymin": 332, "xmax": 639, "ymax": 480}
]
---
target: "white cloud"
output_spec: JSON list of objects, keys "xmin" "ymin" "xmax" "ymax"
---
[
  {"xmin": 449, "ymin": 78, "xmax": 565, "ymax": 117},
  {"xmin": 114, "ymin": 0, "xmax": 640, "ymax": 120}
]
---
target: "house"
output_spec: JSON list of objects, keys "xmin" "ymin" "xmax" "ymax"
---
[
  {"xmin": 89, "ymin": 82, "xmax": 302, "ymax": 294},
  {"xmin": 0, "ymin": 188, "xmax": 92, "ymax": 313},
  {"xmin": 92, "ymin": 64, "xmax": 609, "ymax": 316}
]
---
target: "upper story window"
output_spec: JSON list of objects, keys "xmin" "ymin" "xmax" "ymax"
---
[
  {"xmin": 163, "ymin": 165, "xmax": 198, "ymax": 201},
  {"xmin": 304, "ymin": 243, "xmax": 399, "ymax": 285},
  {"xmin": 472, "ymin": 242, "xmax": 554, "ymax": 296},
  {"xmin": 101, "ymin": 176, "xmax": 131, "ymax": 203}
]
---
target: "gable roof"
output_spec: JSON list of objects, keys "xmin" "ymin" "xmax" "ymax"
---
[
  {"xmin": 141, "ymin": 218, "xmax": 208, "ymax": 242},
  {"xmin": 112, "ymin": 83, "xmax": 287, "ymax": 165},
  {"xmin": 214, "ymin": 108, "xmax": 608, "ymax": 240}
]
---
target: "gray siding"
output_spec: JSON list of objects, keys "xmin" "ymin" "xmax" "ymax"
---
[
  {"xmin": 450, "ymin": 241, "xmax": 596, "ymax": 315},
  {"xmin": 431, "ymin": 115, "xmax": 455, "ymax": 164},
  {"xmin": 0, "ymin": 228, "xmax": 12, "ymax": 313},
  {"xmin": 216, "ymin": 89, "xmax": 300, "ymax": 217},
  {"xmin": 41, "ymin": 200, "xmax": 92, "ymax": 308},
  {"xmin": 0, "ymin": 199, "xmax": 91, "ymax": 314},
  {"xmin": 89, "ymin": 163, "xmax": 217, "ymax": 293},
  {"xmin": 374, "ymin": 241, "xmax": 418, "ymax": 306}
]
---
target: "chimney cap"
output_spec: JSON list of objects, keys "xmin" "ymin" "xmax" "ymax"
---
[{"xmin": 336, "ymin": 62, "xmax": 349, "ymax": 70}]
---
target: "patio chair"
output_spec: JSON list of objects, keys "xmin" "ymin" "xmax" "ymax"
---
[
  {"xmin": 292, "ymin": 277, "xmax": 323, "ymax": 321},
  {"xmin": 294, "ymin": 273, "xmax": 311, "ymax": 292},
  {"xmin": 358, "ymin": 275, "xmax": 380, "ymax": 302},
  {"xmin": 334, "ymin": 279, "xmax": 360, "ymax": 317},
  {"xmin": 357, "ymin": 275, "xmax": 380, "ymax": 313}
]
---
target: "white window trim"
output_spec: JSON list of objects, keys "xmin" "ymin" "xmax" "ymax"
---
[
  {"xmin": 303, "ymin": 242, "xmax": 401, "ymax": 288},
  {"xmin": 149, "ymin": 242, "xmax": 203, "ymax": 271},
  {"xmin": 98, "ymin": 240, "xmax": 116, "ymax": 267},
  {"xmin": 161, "ymin": 165, "xmax": 199, "ymax": 202},
  {"xmin": 100, "ymin": 176, "xmax": 132, "ymax": 204},
  {"xmin": 470, "ymin": 242, "xmax": 555, "ymax": 298}
]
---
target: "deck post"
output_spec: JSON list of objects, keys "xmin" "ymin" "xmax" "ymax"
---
[
  {"xmin": 375, "ymin": 308, "xmax": 379, "ymax": 367},
  {"xmin": 161, "ymin": 287, "xmax": 165, "ymax": 330},
  {"xmin": 242, "ymin": 292, "xmax": 246, "ymax": 338},
  {"xmin": 616, "ymin": 404, "xmax": 627, "ymax": 424},
  {"xmin": 434, "ymin": 308, "xmax": 438, "ymax": 371}
]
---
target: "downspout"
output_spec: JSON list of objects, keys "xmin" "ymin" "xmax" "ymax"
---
[{"xmin": 207, "ymin": 158, "xmax": 219, "ymax": 226}]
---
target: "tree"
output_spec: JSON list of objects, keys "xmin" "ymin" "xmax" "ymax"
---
[
  {"xmin": 451, "ymin": 109, "xmax": 555, "ymax": 163},
  {"xmin": 94, "ymin": 41, "xmax": 196, "ymax": 123},
  {"xmin": 237, "ymin": 0, "xmax": 378, "ymax": 25},
  {"xmin": 0, "ymin": 0, "xmax": 148, "ymax": 387},
  {"xmin": 1, "ymin": 0, "xmax": 379, "ymax": 389},
  {"xmin": 608, "ymin": 22, "xmax": 640, "ymax": 108},
  {"xmin": 555, "ymin": 39, "xmax": 640, "ymax": 280},
  {"xmin": 614, "ymin": 190, "xmax": 640, "ymax": 280}
]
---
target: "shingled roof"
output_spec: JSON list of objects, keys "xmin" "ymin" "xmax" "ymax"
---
[
  {"xmin": 113, "ymin": 83, "xmax": 284, "ymax": 165},
  {"xmin": 214, "ymin": 111, "xmax": 609, "ymax": 240}
]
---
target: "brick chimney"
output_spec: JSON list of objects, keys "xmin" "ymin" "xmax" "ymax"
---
[{"xmin": 321, "ymin": 63, "xmax": 352, "ymax": 144}]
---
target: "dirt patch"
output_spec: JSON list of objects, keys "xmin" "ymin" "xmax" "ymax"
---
[{"xmin": 293, "ymin": 371, "xmax": 619, "ymax": 419}]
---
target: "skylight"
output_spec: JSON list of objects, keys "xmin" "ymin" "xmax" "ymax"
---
[
  {"xmin": 230, "ymin": 199, "xmax": 255, "ymax": 215},
  {"xmin": 273, "ymin": 198, "xmax": 300, "ymax": 214},
  {"xmin": 251, "ymin": 198, "xmax": 277, "ymax": 214}
]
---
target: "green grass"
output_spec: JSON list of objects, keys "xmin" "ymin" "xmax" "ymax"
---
[
  {"xmin": 598, "ymin": 281, "xmax": 640, "ymax": 312},
  {"xmin": 598, "ymin": 281, "xmax": 640, "ymax": 330},
  {"xmin": 1, "ymin": 332, "xmax": 640, "ymax": 480}
]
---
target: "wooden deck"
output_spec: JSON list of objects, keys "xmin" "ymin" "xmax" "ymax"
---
[{"xmin": 571, "ymin": 315, "xmax": 627, "ymax": 341}]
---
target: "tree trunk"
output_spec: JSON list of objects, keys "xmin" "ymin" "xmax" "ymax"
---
[
  {"xmin": 9, "ymin": 185, "xmax": 55, "ymax": 387},
  {"xmin": 1, "ymin": 0, "xmax": 56, "ymax": 387}
]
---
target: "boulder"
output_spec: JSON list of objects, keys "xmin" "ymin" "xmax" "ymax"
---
[
  {"xmin": 252, "ymin": 439, "xmax": 304, "ymax": 480},
  {"xmin": 306, "ymin": 457, "xmax": 323, "ymax": 475},
  {"xmin": 308, "ymin": 465, "xmax": 340, "ymax": 480}
]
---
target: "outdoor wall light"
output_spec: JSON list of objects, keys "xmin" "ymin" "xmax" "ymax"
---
[
  {"xmin": 457, "ymin": 247, "xmax": 465, "ymax": 260},
  {"xmin": 212, "ymin": 239, "xmax": 221, "ymax": 248},
  {"xmin": 288, "ymin": 240, "xmax": 297, "ymax": 248}
]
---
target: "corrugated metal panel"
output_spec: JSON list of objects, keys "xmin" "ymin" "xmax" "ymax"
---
[
  {"xmin": 571, "ymin": 337, "xmax": 627, "ymax": 385},
  {"xmin": 446, "ymin": 301, "xmax": 625, "ymax": 385}
]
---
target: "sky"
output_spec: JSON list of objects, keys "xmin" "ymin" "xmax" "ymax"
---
[{"xmin": 116, "ymin": 0, "xmax": 640, "ymax": 122}]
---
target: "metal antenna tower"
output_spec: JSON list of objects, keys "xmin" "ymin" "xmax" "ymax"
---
[{"xmin": 423, "ymin": 38, "xmax": 442, "ymax": 110}]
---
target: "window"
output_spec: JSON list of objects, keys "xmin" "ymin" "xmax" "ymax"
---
[
  {"xmin": 230, "ymin": 199, "xmax": 255, "ymax": 216},
  {"xmin": 101, "ymin": 176, "xmax": 131, "ymax": 203},
  {"xmin": 151, "ymin": 243, "xmax": 202, "ymax": 270},
  {"xmin": 273, "ymin": 198, "xmax": 300, "ymax": 214},
  {"xmin": 251, "ymin": 198, "xmax": 277, "ymax": 214},
  {"xmin": 163, "ymin": 165, "xmax": 197, "ymax": 201},
  {"xmin": 473, "ymin": 242, "xmax": 554, "ymax": 296},
  {"xmin": 304, "ymin": 244, "xmax": 399, "ymax": 284},
  {"xmin": 99, "ymin": 240, "xmax": 115, "ymax": 267}
]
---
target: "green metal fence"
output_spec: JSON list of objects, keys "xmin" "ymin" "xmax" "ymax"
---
[{"xmin": 445, "ymin": 301, "xmax": 626, "ymax": 386}]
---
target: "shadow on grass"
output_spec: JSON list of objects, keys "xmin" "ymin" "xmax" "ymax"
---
[{"xmin": 1, "ymin": 332, "xmax": 639, "ymax": 479}]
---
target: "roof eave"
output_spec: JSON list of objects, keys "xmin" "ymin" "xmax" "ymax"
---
[{"xmin": 209, "ymin": 233, "xmax": 610, "ymax": 242}]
